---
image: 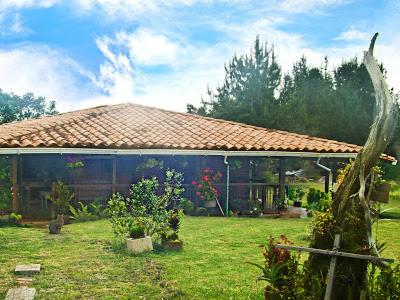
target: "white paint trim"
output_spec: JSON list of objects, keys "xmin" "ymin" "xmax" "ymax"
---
[{"xmin": 0, "ymin": 147, "xmax": 360, "ymax": 159}]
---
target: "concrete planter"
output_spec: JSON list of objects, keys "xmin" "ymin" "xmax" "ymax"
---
[
  {"xmin": 126, "ymin": 236, "xmax": 153, "ymax": 253},
  {"xmin": 204, "ymin": 200, "xmax": 216, "ymax": 208}
]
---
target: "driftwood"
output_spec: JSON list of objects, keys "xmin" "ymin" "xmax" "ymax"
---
[{"xmin": 307, "ymin": 33, "xmax": 398, "ymax": 299}]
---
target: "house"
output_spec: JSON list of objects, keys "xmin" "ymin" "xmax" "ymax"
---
[{"xmin": 0, "ymin": 103, "xmax": 395, "ymax": 217}]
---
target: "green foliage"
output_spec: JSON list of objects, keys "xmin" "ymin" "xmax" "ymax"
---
[
  {"xmin": 0, "ymin": 157, "xmax": 11, "ymax": 210},
  {"xmin": 128, "ymin": 224, "xmax": 146, "ymax": 239},
  {"xmin": 178, "ymin": 198, "xmax": 195, "ymax": 215},
  {"xmin": 307, "ymin": 188, "xmax": 330, "ymax": 212},
  {"xmin": 368, "ymin": 264, "xmax": 400, "ymax": 299},
  {"xmin": 69, "ymin": 202, "xmax": 98, "ymax": 222},
  {"xmin": 48, "ymin": 181, "xmax": 74, "ymax": 214},
  {"xmin": 194, "ymin": 207, "xmax": 208, "ymax": 216},
  {"xmin": 163, "ymin": 169, "xmax": 185, "ymax": 209},
  {"xmin": 0, "ymin": 89, "xmax": 57, "ymax": 124},
  {"xmin": 108, "ymin": 170, "xmax": 185, "ymax": 240},
  {"xmin": 250, "ymin": 235, "xmax": 300, "ymax": 297},
  {"xmin": 286, "ymin": 186, "xmax": 305, "ymax": 201},
  {"xmin": 9, "ymin": 212, "xmax": 22, "ymax": 224},
  {"xmin": 192, "ymin": 167, "xmax": 222, "ymax": 202},
  {"xmin": 247, "ymin": 199, "xmax": 262, "ymax": 216},
  {"xmin": 187, "ymin": 37, "xmax": 400, "ymax": 157},
  {"xmin": 136, "ymin": 158, "xmax": 164, "ymax": 174}
]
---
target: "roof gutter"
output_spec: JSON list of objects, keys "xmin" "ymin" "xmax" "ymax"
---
[{"xmin": 0, "ymin": 147, "xmax": 361, "ymax": 159}]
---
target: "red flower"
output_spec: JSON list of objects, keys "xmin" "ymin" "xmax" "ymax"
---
[
  {"xmin": 196, "ymin": 191, "xmax": 201, "ymax": 196},
  {"xmin": 202, "ymin": 176, "xmax": 209, "ymax": 182},
  {"xmin": 192, "ymin": 180, "xmax": 197, "ymax": 185},
  {"xmin": 198, "ymin": 184, "xmax": 203, "ymax": 188}
]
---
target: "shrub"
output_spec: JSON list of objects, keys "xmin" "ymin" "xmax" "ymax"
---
[
  {"xmin": 108, "ymin": 170, "xmax": 185, "ymax": 240},
  {"xmin": 249, "ymin": 235, "xmax": 300, "ymax": 297},
  {"xmin": 286, "ymin": 186, "xmax": 305, "ymax": 202},
  {"xmin": 178, "ymin": 198, "xmax": 195, "ymax": 215},
  {"xmin": 192, "ymin": 167, "xmax": 222, "ymax": 202},
  {"xmin": 9, "ymin": 212, "xmax": 22, "ymax": 224},
  {"xmin": 69, "ymin": 202, "xmax": 98, "ymax": 222},
  {"xmin": 307, "ymin": 188, "xmax": 330, "ymax": 212},
  {"xmin": 128, "ymin": 224, "xmax": 146, "ymax": 239},
  {"xmin": 49, "ymin": 181, "xmax": 74, "ymax": 214},
  {"xmin": 368, "ymin": 263, "xmax": 400, "ymax": 299}
]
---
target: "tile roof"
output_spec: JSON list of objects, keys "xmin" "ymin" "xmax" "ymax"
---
[{"xmin": 0, "ymin": 103, "xmax": 394, "ymax": 161}]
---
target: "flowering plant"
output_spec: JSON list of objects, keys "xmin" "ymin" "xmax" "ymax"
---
[
  {"xmin": 192, "ymin": 168, "xmax": 222, "ymax": 202},
  {"xmin": 65, "ymin": 156, "xmax": 84, "ymax": 169}
]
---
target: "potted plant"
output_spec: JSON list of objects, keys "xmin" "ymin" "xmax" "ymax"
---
[
  {"xmin": 249, "ymin": 235, "xmax": 300, "ymax": 300},
  {"xmin": 192, "ymin": 167, "xmax": 222, "ymax": 208},
  {"xmin": 48, "ymin": 181, "xmax": 74, "ymax": 227},
  {"xmin": 161, "ymin": 210, "xmax": 184, "ymax": 251},
  {"xmin": 287, "ymin": 186, "xmax": 305, "ymax": 207},
  {"xmin": 126, "ymin": 222, "xmax": 153, "ymax": 253}
]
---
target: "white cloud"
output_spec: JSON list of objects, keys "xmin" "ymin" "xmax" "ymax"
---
[
  {"xmin": 277, "ymin": 0, "xmax": 349, "ymax": 13},
  {"xmin": 9, "ymin": 13, "xmax": 32, "ymax": 34},
  {"xmin": 0, "ymin": 45, "xmax": 98, "ymax": 111},
  {"xmin": 0, "ymin": 0, "xmax": 59, "ymax": 11},
  {"xmin": 334, "ymin": 29, "xmax": 369, "ymax": 41}
]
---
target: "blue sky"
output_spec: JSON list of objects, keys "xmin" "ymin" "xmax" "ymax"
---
[{"xmin": 0, "ymin": 0, "xmax": 399, "ymax": 112}]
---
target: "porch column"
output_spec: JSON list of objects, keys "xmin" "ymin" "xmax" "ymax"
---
[
  {"xmin": 278, "ymin": 158, "xmax": 286, "ymax": 206},
  {"xmin": 112, "ymin": 155, "xmax": 117, "ymax": 194},
  {"xmin": 11, "ymin": 155, "xmax": 19, "ymax": 212}
]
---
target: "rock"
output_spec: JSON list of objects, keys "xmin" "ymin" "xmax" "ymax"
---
[
  {"xmin": 5, "ymin": 287, "xmax": 36, "ymax": 300},
  {"xmin": 15, "ymin": 264, "xmax": 40, "ymax": 275}
]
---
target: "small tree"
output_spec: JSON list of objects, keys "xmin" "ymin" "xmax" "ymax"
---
[{"xmin": 49, "ymin": 181, "xmax": 74, "ymax": 215}]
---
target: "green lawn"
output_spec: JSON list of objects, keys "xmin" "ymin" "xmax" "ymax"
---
[{"xmin": 1, "ymin": 217, "xmax": 399, "ymax": 299}]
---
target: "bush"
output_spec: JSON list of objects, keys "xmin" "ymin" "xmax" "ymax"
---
[
  {"xmin": 307, "ymin": 188, "xmax": 330, "ymax": 212},
  {"xmin": 195, "ymin": 207, "xmax": 208, "ymax": 216},
  {"xmin": 108, "ymin": 170, "xmax": 185, "ymax": 241},
  {"xmin": 249, "ymin": 235, "xmax": 300, "ymax": 298},
  {"xmin": 368, "ymin": 263, "xmax": 400, "ymax": 299},
  {"xmin": 49, "ymin": 181, "xmax": 74, "ymax": 214},
  {"xmin": 178, "ymin": 198, "xmax": 195, "ymax": 215}
]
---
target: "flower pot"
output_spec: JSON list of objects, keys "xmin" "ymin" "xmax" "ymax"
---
[
  {"xmin": 293, "ymin": 201, "xmax": 302, "ymax": 207},
  {"xmin": 162, "ymin": 239, "xmax": 184, "ymax": 251},
  {"xmin": 204, "ymin": 200, "xmax": 216, "ymax": 208},
  {"xmin": 126, "ymin": 236, "xmax": 153, "ymax": 253},
  {"xmin": 371, "ymin": 182, "xmax": 391, "ymax": 203}
]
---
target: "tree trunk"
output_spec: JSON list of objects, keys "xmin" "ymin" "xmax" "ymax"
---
[{"xmin": 306, "ymin": 33, "xmax": 398, "ymax": 299}]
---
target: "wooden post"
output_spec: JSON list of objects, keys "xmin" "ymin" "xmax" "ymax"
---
[
  {"xmin": 112, "ymin": 155, "xmax": 117, "ymax": 194},
  {"xmin": 11, "ymin": 156, "xmax": 18, "ymax": 212},
  {"xmin": 325, "ymin": 234, "xmax": 341, "ymax": 300},
  {"xmin": 278, "ymin": 158, "xmax": 286, "ymax": 207}
]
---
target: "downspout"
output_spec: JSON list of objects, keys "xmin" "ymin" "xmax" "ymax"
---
[
  {"xmin": 224, "ymin": 156, "xmax": 230, "ymax": 217},
  {"xmin": 316, "ymin": 157, "xmax": 332, "ymax": 193}
]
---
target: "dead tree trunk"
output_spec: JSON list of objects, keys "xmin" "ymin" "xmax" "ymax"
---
[{"xmin": 306, "ymin": 33, "xmax": 398, "ymax": 299}]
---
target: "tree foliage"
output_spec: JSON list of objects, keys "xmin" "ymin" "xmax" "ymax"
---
[
  {"xmin": 0, "ymin": 89, "xmax": 57, "ymax": 125},
  {"xmin": 188, "ymin": 37, "xmax": 400, "ymax": 155}
]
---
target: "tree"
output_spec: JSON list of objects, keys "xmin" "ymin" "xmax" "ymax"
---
[
  {"xmin": 187, "ymin": 37, "xmax": 400, "ymax": 157},
  {"xmin": 0, "ymin": 89, "xmax": 57, "ymax": 124},
  {"xmin": 190, "ymin": 36, "xmax": 282, "ymax": 128},
  {"xmin": 307, "ymin": 33, "xmax": 398, "ymax": 299}
]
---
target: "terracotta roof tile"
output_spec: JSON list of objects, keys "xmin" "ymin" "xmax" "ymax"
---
[{"xmin": 0, "ymin": 103, "xmax": 395, "ymax": 162}]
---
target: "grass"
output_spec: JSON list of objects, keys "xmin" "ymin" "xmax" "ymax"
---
[
  {"xmin": 1, "ymin": 217, "xmax": 399, "ymax": 299},
  {"xmin": 380, "ymin": 182, "xmax": 400, "ymax": 219}
]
